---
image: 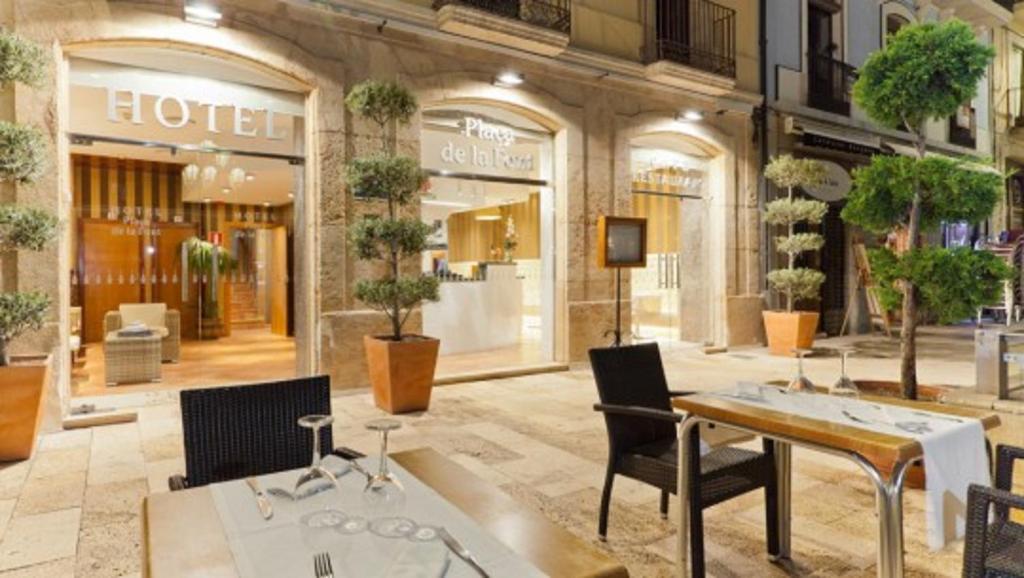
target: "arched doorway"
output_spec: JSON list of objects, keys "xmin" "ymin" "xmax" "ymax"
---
[
  {"xmin": 628, "ymin": 132, "xmax": 719, "ymax": 348},
  {"xmin": 418, "ymin": 102, "xmax": 558, "ymax": 372},
  {"xmin": 59, "ymin": 44, "xmax": 313, "ymax": 396}
]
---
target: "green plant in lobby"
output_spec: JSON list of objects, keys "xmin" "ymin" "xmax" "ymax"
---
[
  {"xmin": 843, "ymin": 19, "xmax": 1006, "ymax": 399},
  {"xmin": 345, "ymin": 79, "xmax": 440, "ymax": 413},
  {"xmin": 761, "ymin": 155, "xmax": 827, "ymax": 356},
  {"xmin": 183, "ymin": 236, "xmax": 236, "ymax": 332}
]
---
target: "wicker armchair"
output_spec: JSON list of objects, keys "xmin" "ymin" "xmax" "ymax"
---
[
  {"xmin": 963, "ymin": 444, "xmax": 1024, "ymax": 578},
  {"xmin": 104, "ymin": 303, "xmax": 180, "ymax": 363},
  {"xmin": 590, "ymin": 343, "xmax": 779, "ymax": 578},
  {"xmin": 168, "ymin": 375, "xmax": 362, "ymax": 490}
]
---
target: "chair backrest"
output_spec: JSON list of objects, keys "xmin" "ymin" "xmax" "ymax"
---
[
  {"xmin": 179, "ymin": 375, "xmax": 333, "ymax": 487},
  {"xmin": 589, "ymin": 343, "xmax": 675, "ymax": 453},
  {"xmin": 119, "ymin": 303, "xmax": 167, "ymax": 329}
]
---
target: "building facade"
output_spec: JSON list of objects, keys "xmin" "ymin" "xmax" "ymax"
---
[
  {"xmin": 4, "ymin": 0, "xmax": 765, "ymax": 414},
  {"xmin": 762, "ymin": 0, "xmax": 1011, "ymax": 336}
]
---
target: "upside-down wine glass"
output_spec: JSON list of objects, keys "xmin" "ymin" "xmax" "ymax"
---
[
  {"xmin": 830, "ymin": 350, "xmax": 860, "ymax": 398},
  {"xmin": 295, "ymin": 414, "xmax": 345, "ymax": 528},
  {"xmin": 362, "ymin": 419, "xmax": 412, "ymax": 538},
  {"xmin": 787, "ymin": 348, "xmax": 816, "ymax": 393}
]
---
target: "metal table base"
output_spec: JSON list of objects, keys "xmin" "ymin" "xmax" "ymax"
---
[{"xmin": 676, "ymin": 416, "xmax": 916, "ymax": 578}]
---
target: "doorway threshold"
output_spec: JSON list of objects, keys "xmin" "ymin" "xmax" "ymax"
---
[{"xmin": 434, "ymin": 362, "xmax": 569, "ymax": 386}]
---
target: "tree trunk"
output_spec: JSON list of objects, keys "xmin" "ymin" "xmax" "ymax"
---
[
  {"xmin": 0, "ymin": 337, "xmax": 9, "ymax": 367},
  {"xmin": 900, "ymin": 133, "xmax": 927, "ymax": 400}
]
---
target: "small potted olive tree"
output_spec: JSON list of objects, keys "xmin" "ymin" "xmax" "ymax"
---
[
  {"xmin": 762, "ymin": 155, "xmax": 828, "ymax": 356},
  {"xmin": 0, "ymin": 30, "xmax": 58, "ymax": 461},
  {"xmin": 346, "ymin": 80, "xmax": 440, "ymax": 414}
]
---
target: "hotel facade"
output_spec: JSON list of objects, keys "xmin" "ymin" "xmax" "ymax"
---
[{"xmin": 5, "ymin": 0, "xmax": 764, "ymax": 415}]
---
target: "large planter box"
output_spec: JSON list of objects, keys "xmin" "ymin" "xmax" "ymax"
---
[
  {"xmin": 364, "ymin": 335, "xmax": 440, "ymax": 414},
  {"xmin": 763, "ymin": 311, "xmax": 819, "ymax": 356},
  {"xmin": 0, "ymin": 354, "xmax": 52, "ymax": 461}
]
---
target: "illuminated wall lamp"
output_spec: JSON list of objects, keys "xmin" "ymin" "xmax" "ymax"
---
[
  {"xmin": 493, "ymin": 71, "xmax": 525, "ymax": 88},
  {"xmin": 678, "ymin": 109, "xmax": 705, "ymax": 122},
  {"xmin": 184, "ymin": 2, "xmax": 223, "ymax": 27}
]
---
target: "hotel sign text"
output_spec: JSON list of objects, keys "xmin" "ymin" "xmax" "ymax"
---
[{"xmin": 105, "ymin": 88, "xmax": 286, "ymax": 140}]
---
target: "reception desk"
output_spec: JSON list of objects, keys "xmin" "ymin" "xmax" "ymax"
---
[{"xmin": 422, "ymin": 263, "xmax": 522, "ymax": 355}]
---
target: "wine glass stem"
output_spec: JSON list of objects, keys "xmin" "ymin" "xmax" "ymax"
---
[
  {"xmin": 311, "ymin": 425, "xmax": 322, "ymax": 469},
  {"xmin": 378, "ymin": 430, "xmax": 388, "ymax": 476}
]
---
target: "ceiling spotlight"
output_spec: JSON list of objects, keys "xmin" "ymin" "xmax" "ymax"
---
[
  {"xmin": 679, "ymin": 109, "xmax": 705, "ymax": 122},
  {"xmin": 221, "ymin": 187, "xmax": 231, "ymax": 195},
  {"xmin": 288, "ymin": 193, "xmax": 295, "ymax": 199},
  {"xmin": 184, "ymin": 2, "xmax": 222, "ymax": 27},
  {"xmin": 263, "ymin": 202, "xmax": 270, "ymax": 207},
  {"xmin": 245, "ymin": 174, "xmax": 255, "ymax": 182},
  {"xmin": 494, "ymin": 71, "xmax": 525, "ymax": 88},
  {"xmin": 203, "ymin": 197, "xmax": 212, "ymax": 203}
]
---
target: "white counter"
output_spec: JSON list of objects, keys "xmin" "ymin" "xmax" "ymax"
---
[{"xmin": 422, "ymin": 263, "xmax": 522, "ymax": 355}]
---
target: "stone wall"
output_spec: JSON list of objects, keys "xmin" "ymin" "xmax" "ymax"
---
[{"xmin": 13, "ymin": 0, "xmax": 765, "ymax": 397}]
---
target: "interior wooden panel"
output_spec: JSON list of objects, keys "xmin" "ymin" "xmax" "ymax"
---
[
  {"xmin": 270, "ymin": 226, "xmax": 289, "ymax": 336},
  {"xmin": 447, "ymin": 192, "xmax": 540, "ymax": 262},
  {"xmin": 631, "ymin": 192, "xmax": 680, "ymax": 254},
  {"xmin": 80, "ymin": 220, "xmax": 143, "ymax": 343},
  {"xmin": 153, "ymin": 224, "xmax": 200, "ymax": 340}
]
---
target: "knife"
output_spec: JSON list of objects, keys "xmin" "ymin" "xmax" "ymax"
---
[
  {"xmin": 245, "ymin": 477, "xmax": 274, "ymax": 520},
  {"xmin": 438, "ymin": 527, "xmax": 489, "ymax": 577}
]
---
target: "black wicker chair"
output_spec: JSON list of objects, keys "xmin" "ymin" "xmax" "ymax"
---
[
  {"xmin": 168, "ymin": 375, "xmax": 362, "ymax": 491},
  {"xmin": 963, "ymin": 444, "xmax": 1024, "ymax": 578},
  {"xmin": 590, "ymin": 343, "xmax": 780, "ymax": 578}
]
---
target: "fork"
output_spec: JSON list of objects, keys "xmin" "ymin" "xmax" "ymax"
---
[{"xmin": 313, "ymin": 551, "xmax": 333, "ymax": 578}]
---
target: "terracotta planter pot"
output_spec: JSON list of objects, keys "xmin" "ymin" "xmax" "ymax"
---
[
  {"xmin": 762, "ymin": 311, "xmax": 819, "ymax": 356},
  {"xmin": 364, "ymin": 335, "xmax": 440, "ymax": 414},
  {"xmin": 0, "ymin": 355, "xmax": 51, "ymax": 462}
]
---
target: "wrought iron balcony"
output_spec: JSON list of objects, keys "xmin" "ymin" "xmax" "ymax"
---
[
  {"xmin": 432, "ymin": 0, "xmax": 571, "ymax": 34},
  {"xmin": 649, "ymin": 0, "xmax": 736, "ymax": 78},
  {"xmin": 807, "ymin": 53, "xmax": 857, "ymax": 116}
]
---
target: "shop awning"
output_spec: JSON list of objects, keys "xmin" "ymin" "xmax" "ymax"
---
[
  {"xmin": 786, "ymin": 117, "xmax": 884, "ymax": 156},
  {"xmin": 883, "ymin": 141, "xmax": 1001, "ymax": 175}
]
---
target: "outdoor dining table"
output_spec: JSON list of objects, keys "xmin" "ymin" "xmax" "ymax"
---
[
  {"xmin": 141, "ymin": 447, "xmax": 629, "ymax": 578},
  {"xmin": 672, "ymin": 388, "xmax": 1001, "ymax": 578}
]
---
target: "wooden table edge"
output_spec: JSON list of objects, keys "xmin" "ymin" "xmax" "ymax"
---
[{"xmin": 672, "ymin": 392, "xmax": 1001, "ymax": 471}]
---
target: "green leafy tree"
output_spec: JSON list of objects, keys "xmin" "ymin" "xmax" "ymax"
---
[
  {"xmin": 345, "ymin": 80, "xmax": 438, "ymax": 341},
  {"xmin": 184, "ymin": 237, "xmax": 236, "ymax": 322},
  {"xmin": 843, "ymin": 19, "xmax": 1005, "ymax": 398},
  {"xmin": 764, "ymin": 155, "xmax": 828, "ymax": 312},
  {"xmin": 0, "ymin": 32, "xmax": 55, "ymax": 366}
]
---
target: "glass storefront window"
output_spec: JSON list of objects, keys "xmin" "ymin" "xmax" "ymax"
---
[{"xmin": 420, "ymin": 105, "xmax": 555, "ymax": 372}]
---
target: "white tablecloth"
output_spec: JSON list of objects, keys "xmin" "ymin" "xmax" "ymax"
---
[
  {"xmin": 210, "ymin": 455, "xmax": 548, "ymax": 577},
  {"xmin": 709, "ymin": 384, "xmax": 990, "ymax": 550}
]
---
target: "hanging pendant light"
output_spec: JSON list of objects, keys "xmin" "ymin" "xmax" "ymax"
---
[
  {"xmin": 202, "ymin": 165, "xmax": 218, "ymax": 186},
  {"xmin": 228, "ymin": 167, "xmax": 246, "ymax": 189},
  {"xmin": 182, "ymin": 163, "xmax": 200, "ymax": 184}
]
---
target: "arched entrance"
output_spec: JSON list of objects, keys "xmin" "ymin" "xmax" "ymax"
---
[
  {"xmin": 626, "ymin": 130, "xmax": 728, "ymax": 348},
  {"xmin": 57, "ymin": 43, "xmax": 316, "ymax": 396}
]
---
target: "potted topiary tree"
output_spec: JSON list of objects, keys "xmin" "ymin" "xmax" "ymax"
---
[
  {"xmin": 0, "ymin": 30, "xmax": 58, "ymax": 461},
  {"xmin": 843, "ymin": 19, "xmax": 1009, "ymax": 400},
  {"xmin": 762, "ymin": 155, "xmax": 828, "ymax": 356},
  {"xmin": 345, "ymin": 79, "xmax": 440, "ymax": 414}
]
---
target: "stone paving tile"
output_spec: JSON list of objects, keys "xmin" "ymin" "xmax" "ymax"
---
[
  {"xmin": 0, "ymin": 462, "xmax": 30, "ymax": 501},
  {"xmin": 27, "ymin": 447, "xmax": 90, "ymax": 480},
  {"xmin": 81, "ymin": 479, "xmax": 148, "ymax": 529},
  {"xmin": 0, "ymin": 508, "xmax": 80, "ymax": 571},
  {"xmin": 144, "ymin": 457, "xmax": 184, "ymax": 495},
  {"xmin": 0, "ymin": 557, "xmax": 75, "ymax": 578},
  {"xmin": 75, "ymin": 519, "xmax": 141, "ymax": 578},
  {"xmin": 140, "ymin": 434, "xmax": 183, "ymax": 462},
  {"xmin": 36, "ymin": 429, "xmax": 92, "ymax": 452},
  {"xmin": 0, "ymin": 499, "xmax": 13, "ymax": 543},
  {"xmin": 12, "ymin": 470, "xmax": 86, "ymax": 517}
]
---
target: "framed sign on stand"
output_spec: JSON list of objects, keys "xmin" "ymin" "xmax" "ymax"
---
[{"xmin": 597, "ymin": 216, "xmax": 647, "ymax": 346}]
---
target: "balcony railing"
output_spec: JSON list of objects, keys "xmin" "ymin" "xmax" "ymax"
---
[
  {"xmin": 949, "ymin": 106, "xmax": 977, "ymax": 148},
  {"xmin": 432, "ymin": 0, "xmax": 571, "ymax": 34},
  {"xmin": 650, "ymin": 0, "xmax": 736, "ymax": 78},
  {"xmin": 807, "ymin": 53, "xmax": 857, "ymax": 116}
]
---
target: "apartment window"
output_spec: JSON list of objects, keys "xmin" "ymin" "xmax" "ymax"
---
[
  {"xmin": 885, "ymin": 13, "xmax": 909, "ymax": 44},
  {"xmin": 807, "ymin": 1, "xmax": 855, "ymax": 116}
]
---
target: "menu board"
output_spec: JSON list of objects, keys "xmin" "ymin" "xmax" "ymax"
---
[{"xmin": 597, "ymin": 216, "xmax": 646, "ymax": 268}]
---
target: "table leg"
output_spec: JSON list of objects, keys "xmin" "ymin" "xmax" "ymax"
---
[
  {"xmin": 886, "ymin": 461, "xmax": 911, "ymax": 578},
  {"xmin": 773, "ymin": 441, "xmax": 792, "ymax": 560},
  {"xmin": 677, "ymin": 417, "xmax": 699, "ymax": 578}
]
